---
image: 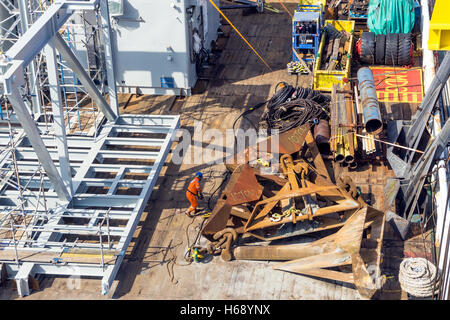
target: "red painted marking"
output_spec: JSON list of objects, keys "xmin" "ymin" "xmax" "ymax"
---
[
  {"xmin": 403, "ymin": 251, "xmax": 433, "ymax": 261},
  {"xmin": 370, "ymin": 67, "xmax": 424, "ymax": 103}
]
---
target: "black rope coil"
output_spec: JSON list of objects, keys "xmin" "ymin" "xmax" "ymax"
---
[
  {"xmin": 262, "ymin": 82, "xmax": 331, "ymax": 133},
  {"xmin": 266, "ymin": 99, "xmax": 328, "ymax": 133}
]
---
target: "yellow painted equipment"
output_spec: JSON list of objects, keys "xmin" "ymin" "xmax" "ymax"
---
[
  {"xmin": 202, "ymin": 212, "xmax": 212, "ymax": 219},
  {"xmin": 313, "ymin": 20, "xmax": 355, "ymax": 92},
  {"xmin": 256, "ymin": 158, "xmax": 270, "ymax": 167},
  {"xmin": 190, "ymin": 246, "xmax": 205, "ymax": 262},
  {"xmin": 299, "ymin": 0, "xmax": 327, "ymax": 10},
  {"xmin": 428, "ymin": 0, "xmax": 450, "ymax": 50}
]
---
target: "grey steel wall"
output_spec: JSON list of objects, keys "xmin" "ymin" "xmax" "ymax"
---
[{"xmin": 110, "ymin": 0, "xmax": 220, "ymax": 96}]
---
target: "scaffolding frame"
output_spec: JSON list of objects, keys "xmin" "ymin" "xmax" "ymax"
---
[
  {"xmin": 0, "ymin": 113, "xmax": 179, "ymax": 296},
  {"xmin": 0, "ymin": 0, "xmax": 178, "ymax": 296},
  {"xmin": 0, "ymin": 0, "xmax": 117, "ymax": 132}
]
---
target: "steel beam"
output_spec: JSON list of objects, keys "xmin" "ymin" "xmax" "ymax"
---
[
  {"xmin": 5, "ymin": 1, "xmax": 99, "ymax": 63},
  {"xmin": 7, "ymin": 88, "xmax": 70, "ymax": 201},
  {"xmin": 53, "ymin": 32, "xmax": 117, "ymax": 122},
  {"xmin": 15, "ymin": 262, "xmax": 35, "ymax": 297},
  {"xmin": 15, "ymin": 147, "xmax": 89, "ymax": 162},
  {"xmin": 99, "ymin": 0, "xmax": 119, "ymax": 116},
  {"xmin": 404, "ymin": 119, "xmax": 450, "ymax": 220},
  {"xmin": 0, "ymin": 114, "xmax": 180, "ymax": 296},
  {"xmin": 5, "ymin": 262, "xmax": 115, "ymax": 280},
  {"xmin": 17, "ymin": 0, "xmax": 41, "ymax": 115},
  {"xmin": 100, "ymin": 115, "xmax": 180, "ymax": 295},
  {"xmin": 406, "ymin": 52, "xmax": 450, "ymax": 163},
  {"xmin": 2, "ymin": 1, "xmax": 115, "ymax": 124},
  {"xmin": 44, "ymin": 39, "xmax": 73, "ymax": 196},
  {"xmin": 0, "ymin": 0, "xmax": 115, "ymax": 202},
  {"xmin": 5, "ymin": 2, "xmax": 66, "ymax": 66}
]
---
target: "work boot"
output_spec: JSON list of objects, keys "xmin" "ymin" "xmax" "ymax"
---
[
  {"xmin": 194, "ymin": 208, "xmax": 204, "ymax": 215},
  {"xmin": 185, "ymin": 208, "xmax": 204, "ymax": 217},
  {"xmin": 185, "ymin": 209, "xmax": 194, "ymax": 218}
]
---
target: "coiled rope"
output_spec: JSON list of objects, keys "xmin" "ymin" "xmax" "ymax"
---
[
  {"xmin": 265, "ymin": 99, "xmax": 329, "ymax": 133},
  {"xmin": 261, "ymin": 82, "xmax": 331, "ymax": 133},
  {"xmin": 398, "ymin": 257, "xmax": 440, "ymax": 297}
]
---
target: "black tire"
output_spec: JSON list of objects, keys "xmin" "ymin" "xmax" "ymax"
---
[
  {"xmin": 375, "ymin": 34, "xmax": 386, "ymax": 65},
  {"xmin": 385, "ymin": 33, "xmax": 399, "ymax": 66},
  {"xmin": 361, "ymin": 32, "xmax": 375, "ymax": 64},
  {"xmin": 398, "ymin": 33, "xmax": 412, "ymax": 66}
]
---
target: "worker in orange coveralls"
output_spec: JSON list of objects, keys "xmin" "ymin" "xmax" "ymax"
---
[{"xmin": 185, "ymin": 172, "xmax": 204, "ymax": 217}]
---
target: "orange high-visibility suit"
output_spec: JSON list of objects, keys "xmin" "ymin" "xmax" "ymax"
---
[{"xmin": 186, "ymin": 176, "xmax": 202, "ymax": 214}]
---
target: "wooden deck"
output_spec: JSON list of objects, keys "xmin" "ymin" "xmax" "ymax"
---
[{"xmin": 0, "ymin": 0, "xmax": 431, "ymax": 300}]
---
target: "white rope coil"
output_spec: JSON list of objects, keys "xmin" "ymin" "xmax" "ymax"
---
[{"xmin": 399, "ymin": 257, "xmax": 439, "ymax": 297}]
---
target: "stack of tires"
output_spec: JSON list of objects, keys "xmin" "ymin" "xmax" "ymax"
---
[{"xmin": 360, "ymin": 32, "xmax": 412, "ymax": 66}]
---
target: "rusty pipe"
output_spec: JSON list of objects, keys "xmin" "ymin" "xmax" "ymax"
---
[
  {"xmin": 349, "ymin": 161, "xmax": 358, "ymax": 169},
  {"xmin": 314, "ymin": 119, "xmax": 331, "ymax": 154}
]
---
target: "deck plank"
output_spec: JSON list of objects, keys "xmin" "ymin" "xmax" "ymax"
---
[{"xmin": 0, "ymin": 0, "xmax": 427, "ymax": 300}]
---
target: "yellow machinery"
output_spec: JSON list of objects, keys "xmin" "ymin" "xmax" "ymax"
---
[
  {"xmin": 299, "ymin": 0, "xmax": 327, "ymax": 9},
  {"xmin": 428, "ymin": 0, "xmax": 450, "ymax": 50},
  {"xmin": 313, "ymin": 20, "xmax": 355, "ymax": 92}
]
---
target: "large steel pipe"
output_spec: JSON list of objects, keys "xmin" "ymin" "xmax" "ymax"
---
[
  {"xmin": 344, "ymin": 141, "xmax": 354, "ymax": 163},
  {"xmin": 335, "ymin": 143, "xmax": 345, "ymax": 162},
  {"xmin": 314, "ymin": 119, "xmax": 331, "ymax": 154},
  {"xmin": 357, "ymin": 67, "xmax": 382, "ymax": 134}
]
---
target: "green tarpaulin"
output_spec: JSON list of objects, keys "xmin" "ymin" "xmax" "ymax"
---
[{"xmin": 368, "ymin": 0, "xmax": 416, "ymax": 35}]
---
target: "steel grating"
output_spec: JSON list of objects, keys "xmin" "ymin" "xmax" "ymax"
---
[{"xmin": 0, "ymin": 114, "xmax": 180, "ymax": 295}]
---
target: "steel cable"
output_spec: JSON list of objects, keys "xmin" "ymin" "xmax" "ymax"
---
[
  {"xmin": 261, "ymin": 82, "xmax": 331, "ymax": 133},
  {"xmin": 265, "ymin": 98, "xmax": 330, "ymax": 133}
]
